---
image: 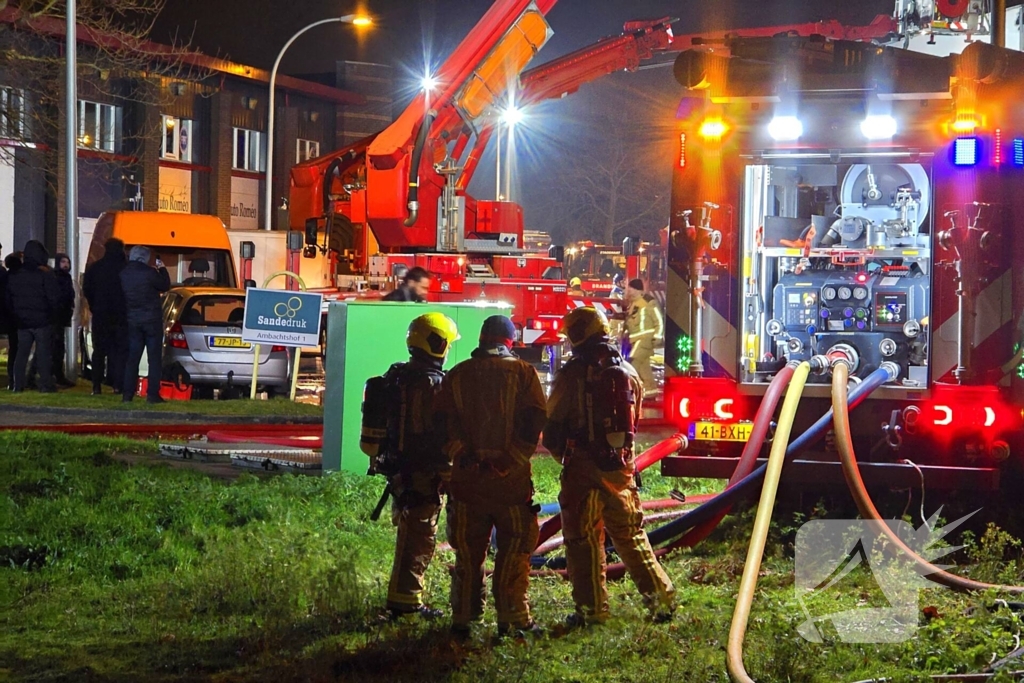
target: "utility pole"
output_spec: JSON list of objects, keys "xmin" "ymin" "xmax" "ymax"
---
[{"xmin": 65, "ymin": 0, "xmax": 79, "ymax": 380}]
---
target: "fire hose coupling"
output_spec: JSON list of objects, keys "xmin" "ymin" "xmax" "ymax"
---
[
  {"xmin": 823, "ymin": 343, "xmax": 860, "ymax": 373},
  {"xmin": 808, "ymin": 355, "xmax": 832, "ymax": 375},
  {"xmin": 879, "ymin": 360, "xmax": 901, "ymax": 383},
  {"xmin": 672, "ymin": 433, "xmax": 690, "ymax": 453}
]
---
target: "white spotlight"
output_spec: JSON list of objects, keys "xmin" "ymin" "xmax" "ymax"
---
[
  {"xmin": 501, "ymin": 106, "xmax": 524, "ymax": 126},
  {"xmin": 860, "ymin": 114, "xmax": 898, "ymax": 140},
  {"xmin": 768, "ymin": 116, "xmax": 803, "ymax": 141},
  {"xmin": 421, "ymin": 75, "xmax": 438, "ymax": 92}
]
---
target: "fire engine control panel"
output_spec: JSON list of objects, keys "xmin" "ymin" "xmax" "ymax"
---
[{"xmin": 742, "ymin": 161, "xmax": 932, "ymax": 387}]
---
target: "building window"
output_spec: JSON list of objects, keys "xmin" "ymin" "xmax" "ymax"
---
[
  {"xmin": 0, "ymin": 87, "xmax": 25, "ymax": 140},
  {"xmin": 161, "ymin": 115, "xmax": 193, "ymax": 162},
  {"xmin": 233, "ymin": 127, "xmax": 264, "ymax": 172},
  {"xmin": 78, "ymin": 100, "xmax": 119, "ymax": 152},
  {"xmin": 296, "ymin": 138, "xmax": 320, "ymax": 163}
]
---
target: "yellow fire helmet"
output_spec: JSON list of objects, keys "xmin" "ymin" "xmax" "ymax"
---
[
  {"xmin": 407, "ymin": 312, "xmax": 460, "ymax": 359},
  {"xmin": 569, "ymin": 277, "xmax": 583, "ymax": 288},
  {"xmin": 561, "ymin": 306, "xmax": 611, "ymax": 348}
]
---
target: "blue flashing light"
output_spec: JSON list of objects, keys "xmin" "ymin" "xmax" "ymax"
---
[
  {"xmin": 1013, "ymin": 138, "xmax": 1024, "ymax": 167},
  {"xmin": 953, "ymin": 137, "xmax": 979, "ymax": 167}
]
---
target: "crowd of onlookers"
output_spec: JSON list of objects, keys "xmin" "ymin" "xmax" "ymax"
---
[{"xmin": 0, "ymin": 238, "xmax": 170, "ymax": 403}]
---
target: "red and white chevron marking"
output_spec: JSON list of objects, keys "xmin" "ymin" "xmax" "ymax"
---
[{"xmin": 568, "ymin": 296, "xmax": 624, "ymax": 318}]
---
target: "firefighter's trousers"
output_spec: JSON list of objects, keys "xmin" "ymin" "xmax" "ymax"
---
[
  {"xmin": 446, "ymin": 497, "xmax": 539, "ymax": 628},
  {"xmin": 386, "ymin": 474, "xmax": 441, "ymax": 612},
  {"xmin": 559, "ymin": 457, "xmax": 675, "ymax": 621},
  {"xmin": 630, "ymin": 341, "xmax": 657, "ymax": 393}
]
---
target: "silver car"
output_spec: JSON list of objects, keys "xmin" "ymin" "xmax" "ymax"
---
[{"xmin": 162, "ymin": 287, "xmax": 290, "ymax": 396}]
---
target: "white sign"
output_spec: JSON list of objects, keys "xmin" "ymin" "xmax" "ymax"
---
[
  {"xmin": 242, "ymin": 288, "xmax": 323, "ymax": 348},
  {"xmin": 230, "ymin": 176, "xmax": 260, "ymax": 230},
  {"xmin": 158, "ymin": 166, "xmax": 191, "ymax": 213},
  {"xmin": 0, "ymin": 154, "xmax": 13, "ymax": 254}
]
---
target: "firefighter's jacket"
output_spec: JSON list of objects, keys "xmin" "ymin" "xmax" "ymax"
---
[
  {"xmin": 436, "ymin": 346, "xmax": 547, "ymax": 506},
  {"xmin": 543, "ymin": 341, "xmax": 644, "ymax": 466},
  {"xmin": 625, "ymin": 296, "xmax": 663, "ymax": 347}
]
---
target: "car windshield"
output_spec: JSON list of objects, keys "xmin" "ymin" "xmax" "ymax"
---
[
  {"xmin": 150, "ymin": 249, "xmax": 236, "ymax": 287},
  {"xmin": 179, "ymin": 295, "xmax": 246, "ymax": 328}
]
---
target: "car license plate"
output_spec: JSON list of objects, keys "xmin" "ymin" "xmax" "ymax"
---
[
  {"xmin": 209, "ymin": 337, "xmax": 251, "ymax": 349},
  {"xmin": 690, "ymin": 422, "xmax": 753, "ymax": 442}
]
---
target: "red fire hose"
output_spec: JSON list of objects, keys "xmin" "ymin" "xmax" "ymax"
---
[{"xmin": 672, "ymin": 364, "xmax": 796, "ymax": 549}]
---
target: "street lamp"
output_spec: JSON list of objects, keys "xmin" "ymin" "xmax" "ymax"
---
[{"xmin": 263, "ymin": 13, "xmax": 371, "ymax": 231}]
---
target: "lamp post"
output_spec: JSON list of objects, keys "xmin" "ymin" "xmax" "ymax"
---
[
  {"xmin": 65, "ymin": 0, "xmax": 79, "ymax": 380},
  {"xmin": 263, "ymin": 14, "xmax": 371, "ymax": 231}
]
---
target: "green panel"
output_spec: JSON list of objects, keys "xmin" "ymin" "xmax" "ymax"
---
[{"xmin": 322, "ymin": 301, "xmax": 513, "ymax": 473}]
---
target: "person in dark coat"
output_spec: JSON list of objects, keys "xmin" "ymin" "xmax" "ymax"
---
[
  {"xmin": 29, "ymin": 252, "xmax": 76, "ymax": 388},
  {"xmin": 52, "ymin": 253, "xmax": 76, "ymax": 386},
  {"xmin": 83, "ymin": 238, "xmax": 128, "ymax": 395},
  {"xmin": 1, "ymin": 252, "xmax": 21, "ymax": 390},
  {"xmin": 120, "ymin": 245, "xmax": 170, "ymax": 403},
  {"xmin": 383, "ymin": 267, "xmax": 431, "ymax": 302},
  {"xmin": 5, "ymin": 240, "xmax": 60, "ymax": 393}
]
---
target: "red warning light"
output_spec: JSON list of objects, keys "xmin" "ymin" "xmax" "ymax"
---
[{"xmin": 855, "ymin": 272, "xmax": 868, "ymax": 284}]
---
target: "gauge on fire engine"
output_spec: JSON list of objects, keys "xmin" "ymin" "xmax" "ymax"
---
[
  {"xmin": 838, "ymin": 286, "xmax": 853, "ymax": 300},
  {"xmin": 853, "ymin": 287, "xmax": 868, "ymax": 300},
  {"xmin": 822, "ymin": 286, "xmax": 837, "ymax": 301}
]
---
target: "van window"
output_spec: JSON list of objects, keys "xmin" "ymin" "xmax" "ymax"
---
[
  {"xmin": 151, "ymin": 249, "xmax": 236, "ymax": 287},
  {"xmin": 179, "ymin": 295, "xmax": 246, "ymax": 328}
]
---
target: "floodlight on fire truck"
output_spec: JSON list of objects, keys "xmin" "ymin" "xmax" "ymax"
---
[
  {"xmin": 860, "ymin": 115, "xmax": 897, "ymax": 140},
  {"xmin": 421, "ymin": 74, "xmax": 439, "ymax": 92},
  {"xmin": 768, "ymin": 116, "xmax": 803, "ymax": 141}
]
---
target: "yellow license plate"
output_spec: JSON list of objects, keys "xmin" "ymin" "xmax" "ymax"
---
[
  {"xmin": 210, "ymin": 337, "xmax": 251, "ymax": 349},
  {"xmin": 691, "ymin": 422, "xmax": 753, "ymax": 442}
]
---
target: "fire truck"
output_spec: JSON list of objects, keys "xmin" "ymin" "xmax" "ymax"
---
[
  {"xmin": 565, "ymin": 231, "xmax": 668, "ymax": 298},
  {"xmin": 659, "ymin": 1, "xmax": 1024, "ymax": 489}
]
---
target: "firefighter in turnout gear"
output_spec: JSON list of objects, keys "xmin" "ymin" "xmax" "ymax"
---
[
  {"xmin": 436, "ymin": 315, "xmax": 547, "ymax": 637},
  {"xmin": 624, "ymin": 279, "xmax": 663, "ymax": 395},
  {"xmin": 545, "ymin": 306, "xmax": 675, "ymax": 627},
  {"xmin": 360, "ymin": 312, "xmax": 459, "ymax": 620}
]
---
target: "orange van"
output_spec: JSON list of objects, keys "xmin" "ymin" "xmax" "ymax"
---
[{"xmin": 87, "ymin": 211, "xmax": 238, "ymax": 288}]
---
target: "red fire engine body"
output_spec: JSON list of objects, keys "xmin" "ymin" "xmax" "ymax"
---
[
  {"xmin": 660, "ymin": 27, "xmax": 1024, "ymax": 489},
  {"xmin": 287, "ymin": 0, "xmax": 900, "ymax": 345}
]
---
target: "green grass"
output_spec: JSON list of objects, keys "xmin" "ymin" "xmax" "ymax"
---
[
  {"xmin": 0, "ymin": 378, "xmax": 322, "ymax": 418},
  {"xmin": 2, "ymin": 432, "xmax": 1024, "ymax": 682}
]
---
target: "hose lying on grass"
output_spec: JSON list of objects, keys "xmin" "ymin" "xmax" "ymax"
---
[
  {"xmin": 832, "ymin": 361, "xmax": 1024, "ymax": 595},
  {"xmin": 727, "ymin": 361, "xmax": 811, "ymax": 683}
]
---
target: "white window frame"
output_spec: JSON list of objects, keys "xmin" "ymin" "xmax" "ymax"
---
[
  {"xmin": 232, "ymin": 127, "xmax": 264, "ymax": 172},
  {"xmin": 0, "ymin": 86, "xmax": 26, "ymax": 140},
  {"xmin": 161, "ymin": 115, "xmax": 193, "ymax": 163},
  {"xmin": 296, "ymin": 138, "xmax": 320, "ymax": 163},
  {"xmin": 78, "ymin": 100, "xmax": 119, "ymax": 153}
]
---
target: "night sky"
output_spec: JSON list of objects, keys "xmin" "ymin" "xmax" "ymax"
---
[{"xmin": 153, "ymin": 0, "xmax": 898, "ymax": 240}]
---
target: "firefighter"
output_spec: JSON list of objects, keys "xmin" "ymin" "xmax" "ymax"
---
[
  {"xmin": 436, "ymin": 315, "xmax": 547, "ymax": 637},
  {"xmin": 545, "ymin": 306, "xmax": 675, "ymax": 627},
  {"xmin": 623, "ymin": 278, "xmax": 663, "ymax": 395},
  {"xmin": 365, "ymin": 313, "xmax": 459, "ymax": 620},
  {"xmin": 569, "ymin": 276, "xmax": 585, "ymax": 296},
  {"xmin": 609, "ymin": 273, "xmax": 626, "ymax": 299}
]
